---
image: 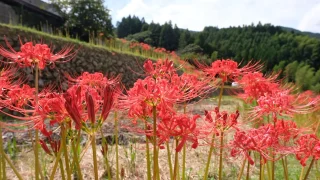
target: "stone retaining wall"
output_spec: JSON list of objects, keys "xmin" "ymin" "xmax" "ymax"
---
[{"xmin": 0, "ymin": 25, "xmax": 146, "ymax": 89}]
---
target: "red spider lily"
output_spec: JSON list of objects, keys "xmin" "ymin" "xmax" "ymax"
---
[
  {"xmin": 86, "ymin": 90, "xmax": 96, "ymax": 124},
  {"xmin": 37, "ymin": 92, "xmax": 69, "ymax": 126},
  {"xmin": 39, "ymin": 136, "xmax": 61, "ymax": 156},
  {"xmin": 230, "ymin": 124, "xmax": 276, "ymax": 164},
  {"xmin": 271, "ymin": 119, "xmax": 304, "ymax": 156},
  {"xmin": 119, "ymin": 77, "xmax": 180, "ymax": 121},
  {"xmin": 66, "ymin": 72, "xmax": 120, "ymax": 90},
  {"xmin": 122, "ymin": 60, "xmax": 209, "ymax": 121},
  {"xmin": 153, "ymin": 47, "xmax": 167, "ymax": 53},
  {"xmin": 120, "ymin": 39, "xmax": 127, "ymax": 44},
  {"xmin": 143, "ymin": 59, "xmax": 175, "ymax": 79},
  {"xmin": 140, "ymin": 43, "xmax": 151, "ymax": 51},
  {"xmin": 237, "ymin": 72, "xmax": 280, "ymax": 102},
  {"xmin": 5, "ymin": 84, "xmax": 35, "ymax": 108},
  {"xmin": 171, "ymin": 73, "xmax": 211, "ymax": 103},
  {"xmin": 0, "ymin": 37, "xmax": 76, "ymax": 69},
  {"xmin": 196, "ymin": 59, "xmax": 261, "ymax": 83},
  {"xmin": 64, "ymin": 86, "xmax": 83, "ymax": 130},
  {"xmin": 0, "ymin": 83, "xmax": 35, "ymax": 113},
  {"xmin": 205, "ymin": 107, "xmax": 239, "ymax": 134},
  {"xmin": 157, "ymin": 113, "xmax": 200, "ymax": 152},
  {"xmin": 274, "ymin": 120, "xmax": 300, "ymax": 143},
  {"xmin": 295, "ymin": 134, "xmax": 320, "ymax": 166},
  {"xmin": 129, "ymin": 42, "xmax": 137, "ymax": 48},
  {"xmin": 100, "ymin": 84, "xmax": 117, "ymax": 120},
  {"xmin": 296, "ymin": 90, "xmax": 320, "ymax": 107},
  {"xmin": 0, "ymin": 84, "xmax": 56, "ymax": 136},
  {"xmin": 0, "ymin": 65, "xmax": 22, "ymax": 91},
  {"xmin": 0, "ymin": 66, "xmax": 23, "ymax": 106},
  {"xmin": 64, "ymin": 79, "xmax": 118, "ymax": 130},
  {"xmin": 251, "ymin": 88, "xmax": 319, "ymax": 120},
  {"xmin": 230, "ymin": 131, "xmax": 257, "ymax": 165}
]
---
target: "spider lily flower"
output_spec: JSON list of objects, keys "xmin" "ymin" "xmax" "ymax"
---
[
  {"xmin": 157, "ymin": 113, "xmax": 201, "ymax": 152},
  {"xmin": 64, "ymin": 86, "xmax": 83, "ymax": 130},
  {"xmin": 237, "ymin": 72, "xmax": 280, "ymax": 102},
  {"xmin": 65, "ymin": 72, "xmax": 121, "ymax": 90},
  {"xmin": 196, "ymin": 59, "xmax": 261, "ymax": 83},
  {"xmin": 0, "ymin": 66, "xmax": 24, "ymax": 106},
  {"xmin": 6, "ymin": 84, "xmax": 35, "ymax": 108},
  {"xmin": 0, "ymin": 65, "xmax": 24, "ymax": 91},
  {"xmin": 230, "ymin": 124, "xmax": 276, "ymax": 164},
  {"xmin": 100, "ymin": 84, "xmax": 117, "ymax": 121},
  {"xmin": 120, "ymin": 59, "xmax": 209, "ymax": 122},
  {"xmin": 85, "ymin": 91, "xmax": 96, "ymax": 124},
  {"xmin": 0, "ymin": 37, "xmax": 76, "ymax": 69},
  {"xmin": 295, "ymin": 134, "xmax": 320, "ymax": 166},
  {"xmin": 39, "ymin": 137, "xmax": 61, "ymax": 156},
  {"xmin": 205, "ymin": 107, "xmax": 240, "ymax": 134},
  {"xmin": 274, "ymin": 120, "xmax": 300, "ymax": 143},
  {"xmin": 36, "ymin": 92, "xmax": 68, "ymax": 126},
  {"xmin": 143, "ymin": 59, "xmax": 176, "ymax": 79},
  {"xmin": 251, "ymin": 88, "xmax": 319, "ymax": 121},
  {"xmin": 171, "ymin": 73, "xmax": 211, "ymax": 104},
  {"xmin": 63, "ymin": 73, "xmax": 119, "ymax": 131},
  {"xmin": 0, "ymin": 83, "xmax": 35, "ymax": 119},
  {"xmin": 119, "ymin": 77, "xmax": 180, "ymax": 121}
]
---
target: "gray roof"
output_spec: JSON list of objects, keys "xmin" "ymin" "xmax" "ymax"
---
[{"xmin": 1, "ymin": 0, "xmax": 62, "ymax": 19}]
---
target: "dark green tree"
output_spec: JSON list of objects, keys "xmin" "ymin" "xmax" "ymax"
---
[
  {"xmin": 159, "ymin": 21, "xmax": 175, "ymax": 50},
  {"xmin": 178, "ymin": 30, "xmax": 192, "ymax": 49},
  {"xmin": 51, "ymin": 0, "xmax": 113, "ymax": 41}
]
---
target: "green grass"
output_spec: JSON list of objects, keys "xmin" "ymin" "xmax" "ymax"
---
[{"xmin": 0, "ymin": 23, "xmax": 158, "ymax": 61}]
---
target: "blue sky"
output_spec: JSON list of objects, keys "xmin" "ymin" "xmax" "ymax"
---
[{"xmin": 105, "ymin": 0, "xmax": 320, "ymax": 33}]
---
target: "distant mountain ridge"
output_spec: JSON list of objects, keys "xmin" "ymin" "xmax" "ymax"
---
[{"xmin": 280, "ymin": 26, "xmax": 320, "ymax": 39}]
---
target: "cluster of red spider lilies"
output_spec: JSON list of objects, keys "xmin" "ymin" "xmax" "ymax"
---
[
  {"xmin": 107, "ymin": 38, "xmax": 172, "ymax": 59},
  {"xmin": 0, "ymin": 38, "xmax": 319, "ymax": 180}
]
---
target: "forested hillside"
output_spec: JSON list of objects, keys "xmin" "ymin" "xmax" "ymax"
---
[{"xmin": 116, "ymin": 16, "xmax": 320, "ymax": 92}]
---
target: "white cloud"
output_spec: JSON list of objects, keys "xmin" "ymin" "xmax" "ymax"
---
[
  {"xmin": 298, "ymin": 2, "xmax": 320, "ymax": 32},
  {"xmin": 114, "ymin": 0, "xmax": 320, "ymax": 32}
]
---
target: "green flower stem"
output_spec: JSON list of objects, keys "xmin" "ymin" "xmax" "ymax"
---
[
  {"xmin": 0, "ymin": 123, "xmax": 6, "ymax": 180},
  {"xmin": 100, "ymin": 129, "xmax": 112, "ymax": 180},
  {"xmin": 204, "ymin": 135, "xmax": 215, "ymax": 180},
  {"xmin": 218, "ymin": 131, "xmax": 224, "ymax": 180},
  {"xmin": 182, "ymin": 144, "xmax": 186, "ymax": 180},
  {"xmin": 182, "ymin": 104, "xmax": 187, "ymax": 180},
  {"xmin": 272, "ymin": 152, "xmax": 275, "ymax": 180},
  {"xmin": 71, "ymin": 137, "xmax": 83, "ymax": 180},
  {"xmin": 91, "ymin": 135, "xmax": 98, "ymax": 180},
  {"xmin": 284, "ymin": 155, "xmax": 289, "ymax": 178},
  {"xmin": 2, "ymin": 151, "xmax": 23, "ymax": 180},
  {"xmin": 34, "ymin": 64, "xmax": 41, "ymax": 180},
  {"xmin": 315, "ymin": 161, "xmax": 319, "ymax": 180},
  {"xmin": 152, "ymin": 106, "xmax": 159, "ymax": 180},
  {"xmin": 114, "ymin": 111, "xmax": 120, "ymax": 180},
  {"xmin": 246, "ymin": 152, "xmax": 251, "ymax": 180},
  {"xmin": 166, "ymin": 142, "xmax": 173, "ymax": 180},
  {"xmin": 299, "ymin": 166, "xmax": 304, "ymax": 180},
  {"xmin": 237, "ymin": 158, "xmax": 246, "ymax": 180},
  {"xmin": 145, "ymin": 121, "xmax": 152, "ymax": 180},
  {"xmin": 0, "ymin": 148, "xmax": 1, "ymax": 180},
  {"xmin": 204, "ymin": 83, "xmax": 224, "ymax": 180},
  {"xmin": 260, "ymin": 155, "xmax": 264, "ymax": 180},
  {"xmin": 49, "ymin": 139, "xmax": 63, "ymax": 180},
  {"xmin": 281, "ymin": 158, "xmax": 288, "ymax": 180},
  {"xmin": 59, "ymin": 159, "xmax": 66, "ymax": 180},
  {"xmin": 61, "ymin": 124, "xmax": 71, "ymax": 180},
  {"xmin": 303, "ymin": 157, "xmax": 315, "ymax": 180},
  {"xmin": 173, "ymin": 138, "xmax": 179, "ymax": 180},
  {"xmin": 266, "ymin": 161, "xmax": 272, "ymax": 180}
]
